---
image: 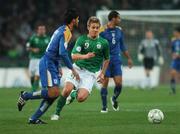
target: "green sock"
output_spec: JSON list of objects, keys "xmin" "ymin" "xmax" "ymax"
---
[
  {"xmin": 55, "ymin": 95, "xmax": 66, "ymax": 115},
  {"xmin": 71, "ymin": 90, "xmax": 77, "ymax": 99},
  {"xmin": 30, "ymin": 77, "xmax": 34, "ymax": 86},
  {"xmin": 32, "ymin": 79, "xmax": 39, "ymax": 92}
]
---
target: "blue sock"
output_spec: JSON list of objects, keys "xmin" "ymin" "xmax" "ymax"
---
[
  {"xmin": 112, "ymin": 85, "xmax": 122, "ymax": 101},
  {"xmin": 170, "ymin": 79, "xmax": 176, "ymax": 94},
  {"xmin": 101, "ymin": 88, "xmax": 108, "ymax": 109},
  {"xmin": 22, "ymin": 89, "xmax": 49, "ymax": 100},
  {"xmin": 30, "ymin": 98, "xmax": 55, "ymax": 121}
]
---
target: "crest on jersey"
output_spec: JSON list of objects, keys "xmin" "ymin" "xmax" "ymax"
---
[
  {"xmin": 97, "ymin": 43, "xmax": 101, "ymax": 49},
  {"xmin": 76, "ymin": 46, "xmax": 81, "ymax": 52},
  {"xmin": 84, "ymin": 42, "xmax": 89, "ymax": 49},
  {"xmin": 53, "ymin": 79, "xmax": 58, "ymax": 84}
]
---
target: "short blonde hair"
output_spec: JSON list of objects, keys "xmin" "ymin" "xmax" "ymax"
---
[{"xmin": 87, "ymin": 16, "xmax": 101, "ymax": 27}]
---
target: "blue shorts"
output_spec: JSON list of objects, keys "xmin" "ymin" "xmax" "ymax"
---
[
  {"xmin": 105, "ymin": 59, "xmax": 122, "ymax": 77},
  {"xmin": 171, "ymin": 59, "xmax": 180, "ymax": 72},
  {"xmin": 39, "ymin": 55, "xmax": 61, "ymax": 88}
]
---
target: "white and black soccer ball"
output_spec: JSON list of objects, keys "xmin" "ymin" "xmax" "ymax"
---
[{"xmin": 148, "ymin": 109, "xmax": 164, "ymax": 124}]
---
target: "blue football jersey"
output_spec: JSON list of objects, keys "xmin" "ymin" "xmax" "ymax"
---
[
  {"xmin": 100, "ymin": 25, "xmax": 127, "ymax": 77},
  {"xmin": 100, "ymin": 26, "xmax": 127, "ymax": 61},
  {"xmin": 172, "ymin": 39, "xmax": 180, "ymax": 57},
  {"xmin": 45, "ymin": 25, "xmax": 73, "ymax": 69},
  {"xmin": 171, "ymin": 39, "xmax": 180, "ymax": 72}
]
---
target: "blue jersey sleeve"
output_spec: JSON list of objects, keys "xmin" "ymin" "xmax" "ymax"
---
[
  {"xmin": 119, "ymin": 31, "xmax": 127, "ymax": 52},
  {"xmin": 58, "ymin": 33, "xmax": 73, "ymax": 69}
]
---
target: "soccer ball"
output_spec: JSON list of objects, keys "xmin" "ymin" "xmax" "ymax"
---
[{"xmin": 148, "ymin": 109, "xmax": 164, "ymax": 124}]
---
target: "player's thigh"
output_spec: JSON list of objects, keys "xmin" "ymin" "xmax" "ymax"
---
[
  {"xmin": 65, "ymin": 65, "xmax": 81, "ymax": 89},
  {"xmin": 105, "ymin": 63, "xmax": 112, "ymax": 77},
  {"xmin": 77, "ymin": 88, "xmax": 89, "ymax": 102},
  {"xmin": 39, "ymin": 56, "xmax": 60, "ymax": 88},
  {"xmin": 62, "ymin": 82, "xmax": 75, "ymax": 97},
  {"xmin": 113, "ymin": 75, "xmax": 122, "ymax": 86},
  {"xmin": 79, "ymin": 71, "xmax": 96, "ymax": 94},
  {"xmin": 144, "ymin": 58, "xmax": 154, "ymax": 70},
  {"xmin": 111, "ymin": 59, "xmax": 122, "ymax": 77}
]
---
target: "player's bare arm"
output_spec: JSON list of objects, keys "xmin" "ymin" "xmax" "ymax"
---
[
  {"xmin": 97, "ymin": 59, "xmax": 109, "ymax": 83},
  {"xmin": 123, "ymin": 51, "xmax": 133, "ymax": 68}
]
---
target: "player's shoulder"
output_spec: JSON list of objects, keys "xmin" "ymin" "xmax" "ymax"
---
[
  {"xmin": 172, "ymin": 38, "xmax": 180, "ymax": 45},
  {"xmin": 99, "ymin": 36, "xmax": 109, "ymax": 44},
  {"xmin": 115, "ymin": 26, "xmax": 123, "ymax": 32},
  {"xmin": 154, "ymin": 39, "xmax": 159, "ymax": 44},
  {"xmin": 29, "ymin": 34, "xmax": 37, "ymax": 41},
  {"xmin": 63, "ymin": 25, "xmax": 72, "ymax": 42},
  {"xmin": 116, "ymin": 26, "xmax": 122, "ymax": 30},
  {"xmin": 75, "ymin": 35, "xmax": 87, "ymax": 44}
]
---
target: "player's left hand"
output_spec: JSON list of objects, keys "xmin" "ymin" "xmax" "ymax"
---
[
  {"xmin": 97, "ymin": 72, "xmax": 104, "ymax": 84},
  {"xmin": 127, "ymin": 58, "xmax": 133, "ymax": 68}
]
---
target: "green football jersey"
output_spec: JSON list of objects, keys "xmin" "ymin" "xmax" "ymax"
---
[
  {"xmin": 27, "ymin": 34, "xmax": 50, "ymax": 59},
  {"xmin": 72, "ymin": 35, "xmax": 109, "ymax": 73}
]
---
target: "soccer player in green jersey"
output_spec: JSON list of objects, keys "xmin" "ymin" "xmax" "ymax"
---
[
  {"xmin": 51, "ymin": 16, "xmax": 110, "ymax": 120},
  {"xmin": 26, "ymin": 24, "xmax": 50, "ymax": 92}
]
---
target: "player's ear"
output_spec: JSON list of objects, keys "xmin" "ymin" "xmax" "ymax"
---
[
  {"xmin": 72, "ymin": 18, "xmax": 76, "ymax": 24},
  {"xmin": 87, "ymin": 25, "xmax": 90, "ymax": 30}
]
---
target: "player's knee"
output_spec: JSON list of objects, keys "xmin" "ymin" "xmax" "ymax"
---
[
  {"xmin": 77, "ymin": 95, "xmax": 86, "ymax": 102},
  {"xmin": 48, "ymin": 87, "xmax": 60, "ymax": 98},
  {"xmin": 62, "ymin": 89, "xmax": 72, "ymax": 97},
  {"xmin": 34, "ymin": 76, "xmax": 39, "ymax": 80},
  {"xmin": 115, "ymin": 83, "xmax": 122, "ymax": 87}
]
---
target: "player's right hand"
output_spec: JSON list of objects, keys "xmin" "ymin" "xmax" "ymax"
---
[
  {"xmin": 71, "ymin": 68, "xmax": 80, "ymax": 81},
  {"xmin": 85, "ymin": 52, "xmax": 95, "ymax": 59}
]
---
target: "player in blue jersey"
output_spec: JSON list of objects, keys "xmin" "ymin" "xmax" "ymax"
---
[
  {"xmin": 17, "ymin": 9, "xmax": 80, "ymax": 124},
  {"xmin": 170, "ymin": 27, "xmax": 180, "ymax": 94},
  {"xmin": 99, "ymin": 11, "xmax": 133, "ymax": 113}
]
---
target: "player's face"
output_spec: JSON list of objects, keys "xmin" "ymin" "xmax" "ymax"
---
[
  {"xmin": 113, "ymin": 16, "xmax": 121, "ymax": 26},
  {"xmin": 74, "ymin": 17, "xmax": 79, "ymax": 27},
  {"xmin": 37, "ymin": 26, "xmax": 46, "ymax": 36},
  {"xmin": 88, "ymin": 23, "xmax": 100, "ymax": 39},
  {"xmin": 146, "ymin": 31, "xmax": 153, "ymax": 39},
  {"xmin": 173, "ymin": 31, "xmax": 180, "ymax": 38}
]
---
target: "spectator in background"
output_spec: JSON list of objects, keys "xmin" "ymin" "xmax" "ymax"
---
[
  {"xmin": 138, "ymin": 30, "xmax": 164, "ymax": 89},
  {"xmin": 26, "ymin": 23, "xmax": 50, "ymax": 92},
  {"xmin": 169, "ymin": 27, "xmax": 180, "ymax": 94}
]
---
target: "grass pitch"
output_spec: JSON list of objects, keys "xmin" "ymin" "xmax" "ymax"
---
[{"xmin": 0, "ymin": 85, "xmax": 179, "ymax": 134}]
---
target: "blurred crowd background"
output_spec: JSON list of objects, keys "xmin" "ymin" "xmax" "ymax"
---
[{"xmin": 0, "ymin": 0, "xmax": 180, "ymax": 67}]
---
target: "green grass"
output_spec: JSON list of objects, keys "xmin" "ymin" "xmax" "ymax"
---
[{"xmin": 0, "ymin": 85, "xmax": 180, "ymax": 134}]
